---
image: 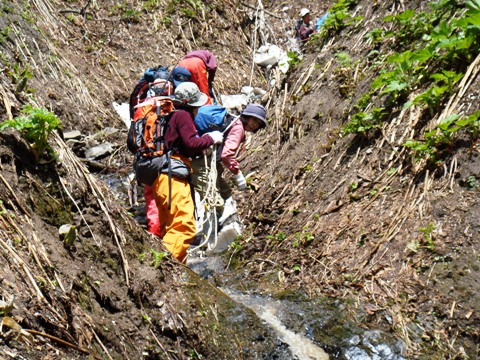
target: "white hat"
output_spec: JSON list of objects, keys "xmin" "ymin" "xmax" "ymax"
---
[
  {"xmin": 174, "ymin": 82, "xmax": 208, "ymax": 107},
  {"xmin": 299, "ymin": 8, "xmax": 310, "ymax": 17}
]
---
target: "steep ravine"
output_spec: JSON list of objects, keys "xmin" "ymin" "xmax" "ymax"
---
[{"xmin": 1, "ymin": 0, "xmax": 479, "ymax": 359}]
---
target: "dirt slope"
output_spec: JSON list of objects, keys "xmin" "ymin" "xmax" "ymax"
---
[{"xmin": 230, "ymin": 1, "xmax": 480, "ymax": 359}]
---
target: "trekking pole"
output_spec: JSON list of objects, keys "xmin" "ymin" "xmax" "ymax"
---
[{"xmin": 211, "ymin": 86, "xmax": 221, "ymax": 106}]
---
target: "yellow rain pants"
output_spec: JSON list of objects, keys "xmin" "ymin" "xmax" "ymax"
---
[{"xmin": 152, "ymin": 172, "xmax": 195, "ymax": 263}]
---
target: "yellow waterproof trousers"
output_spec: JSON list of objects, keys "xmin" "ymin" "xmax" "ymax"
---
[{"xmin": 152, "ymin": 173, "xmax": 195, "ymax": 263}]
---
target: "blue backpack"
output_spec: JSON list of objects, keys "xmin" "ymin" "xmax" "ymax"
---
[{"xmin": 194, "ymin": 105, "xmax": 235, "ymax": 135}]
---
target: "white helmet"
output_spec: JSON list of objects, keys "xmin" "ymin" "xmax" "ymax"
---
[{"xmin": 299, "ymin": 8, "xmax": 310, "ymax": 17}]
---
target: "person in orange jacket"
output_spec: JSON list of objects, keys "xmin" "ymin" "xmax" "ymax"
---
[{"xmin": 177, "ymin": 50, "xmax": 217, "ymax": 105}]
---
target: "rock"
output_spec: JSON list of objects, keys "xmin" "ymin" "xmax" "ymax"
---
[
  {"xmin": 63, "ymin": 130, "xmax": 82, "ymax": 140},
  {"xmin": 85, "ymin": 142, "xmax": 115, "ymax": 160}
]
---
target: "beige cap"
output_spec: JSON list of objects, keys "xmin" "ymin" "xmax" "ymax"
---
[{"xmin": 174, "ymin": 82, "xmax": 208, "ymax": 107}]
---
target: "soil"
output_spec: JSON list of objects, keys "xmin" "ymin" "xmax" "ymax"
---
[{"xmin": 0, "ymin": 0, "xmax": 479, "ymax": 359}]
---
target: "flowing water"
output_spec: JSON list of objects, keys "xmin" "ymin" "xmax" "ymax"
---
[
  {"xmin": 222, "ymin": 288, "xmax": 329, "ymax": 360},
  {"xmin": 188, "ymin": 255, "xmax": 407, "ymax": 360}
]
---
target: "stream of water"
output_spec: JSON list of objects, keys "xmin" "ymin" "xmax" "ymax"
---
[
  {"xmin": 188, "ymin": 255, "xmax": 408, "ymax": 360},
  {"xmin": 222, "ymin": 288, "xmax": 329, "ymax": 360}
]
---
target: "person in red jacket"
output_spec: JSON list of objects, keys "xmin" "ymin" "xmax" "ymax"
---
[
  {"xmin": 151, "ymin": 82, "xmax": 223, "ymax": 262},
  {"xmin": 177, "ymin": 50, "xmax": 217, "ymax": 105}
]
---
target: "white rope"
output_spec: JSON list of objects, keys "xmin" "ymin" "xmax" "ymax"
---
[{"xmin": 187, "ymin": 146, "xmax": 219, "ymax": 256}]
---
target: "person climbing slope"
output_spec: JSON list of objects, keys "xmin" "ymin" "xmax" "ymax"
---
[
  {"xmin": 177, "ymin": 50, "xmax": 217, "ymax": 105},
  {"xmin": 187, "ymin": 103, "xmax": 268, "ymax": 254},
  {"xmin": 217, "ymin": 103, "xmax": 268, "ymax": 222},
  {"xmin": 151, "ymin": 82, "xmax": 223, "ymax": 263},
  {"xmin": 129, "ymin": 75, "xmax": 174, "ymax": 237},
  {"xmin": 295, "ymin": 8, "xmax": 316, "ymax": 42}
]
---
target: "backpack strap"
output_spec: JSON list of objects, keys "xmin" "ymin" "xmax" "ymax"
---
[
  {"xmin": 166, "ymin": 151, "xmax": 172, "ymax": 210},
  {"xmin": 222, "ymin": 114, "xmax": 240, "ymax": 134}
]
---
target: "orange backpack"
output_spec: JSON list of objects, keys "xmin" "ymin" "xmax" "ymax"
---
[
  {"xmin": 127, "ymin": 96, "xmax": 178, "ymax": 187},
  {"xmin": 127, "ymin": 96, "xmax": 175, "ymax": 157}
]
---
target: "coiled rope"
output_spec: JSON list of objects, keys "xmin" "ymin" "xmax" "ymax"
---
[{"xmin": 187, "ymin": 146, "xmax": 220, "ymax": 256}]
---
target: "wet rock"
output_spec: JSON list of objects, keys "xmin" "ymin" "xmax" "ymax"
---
[{"xmin": 85, "ymin": 142, "xmax": 115, "ymax": 160}]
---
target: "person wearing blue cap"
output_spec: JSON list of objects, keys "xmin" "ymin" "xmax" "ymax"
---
[
  {"xmin": 171, "ymin": 66, "xmax": 192, "ymax": 88},
  {"xmin": 221, "ymin": 103, "xmax": 267, "ymax": 193},
  {"xmin": 189, "ymin": 103, "xmax": 268, "ymax": 249}
]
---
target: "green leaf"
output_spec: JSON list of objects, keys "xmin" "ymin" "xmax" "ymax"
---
[
  {"xmin": 403, "ymin": 100, "xmax": 414, "ymax": 110},
  {"xmin": 411, "ymin": 49, "xmax": 435, "ymax": 64},
  {"xmin": 385, "ymin": 80, "xmax": 408, "ymax": 92},
  {"xmin": 466, "ymin": 0, "xmax": 480, "ymax": 12}
]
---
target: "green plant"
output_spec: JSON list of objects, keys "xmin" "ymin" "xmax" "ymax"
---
[
  {"xmin": 303, "ymin": 164, "xmax": 313, "ymax": 172},
  {"xmin": 404, "ymin": 70, "xmax": 463, "ymax": 115},
  {"xmin": 420, "ymin": 223, "xmax": 436, "ymax": 250},
  {"xmin": 142, "ymin": 313, "xmax": 152, "ymax": 324},
  {"xmin": 267, "ymin": 231, "xmax": 286, "ymax": 243},
  {"xmin": 287, "ymin": 51, "xmax": 302, "ymax": 66},
  {"xmin": 387, "ymin": 167, "xmax": 397, "ymax": 175},
  {"xmin": 180, "ymin": 8, "xmax": 196, "ymax": 17},
  {"xmin": 0, "ymin": 105, "xmax": 61, "ymax": 162},
  {"xmin": 150, "ymin": 249, "xmax": 168, "ymax": 268},
  {"xmin": 228, "ymin": 240, "xmax": 243, "ymax": 253},
  {"xmin": 372, "ymin": 50, "xmax": 431, "ymax": 100},
  {"xmin": 143, "ymin": 0, "xmax": 160, "ymax": 11},
  {"xmin": 342, "ymin": 107, "xmax": 386, "ymax": 135},
  {"xmin": 466, "ymin": 175, "xmax": 480, "ymax": 189},
  {"xmin": 292, "ymin": 230, "xmax": 315, "ymax": 247},
  {"xmin": 160, "ymin": 16, "xmax": 172, "ymax": 25},
  {"xmin": 335, "ymin": 52, "xmax": 353, "ymax": 66},
  {"xmin": 403, "ymin": 112, "xmax": 480, "ymax": 162},
  {"xmin": 0, "ymin": 26, "xmax": 11, "ymax": 45},
  {"xmin": 276, "ymin": 232, "xmax": 286, "ymax": 242},
  {"xmin": 8, "ymin": 64, "xmax": 33, "ymax": 94},
  {"xmin": 364, "ymin": 28, "xmax": 385, "ymax": 45}
]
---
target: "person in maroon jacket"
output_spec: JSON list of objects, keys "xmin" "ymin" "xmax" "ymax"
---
[
  {"xmin": 151, "ymin": 82, "xmax": 223, "ymax": 262},
  {"xmin": 295, "ymin": 8, "xmax": 316, "ymax": 42}
]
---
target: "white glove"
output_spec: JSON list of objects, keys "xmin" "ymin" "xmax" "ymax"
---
[
  {"xmin": 207, "ymin": 131, "xmax": 223, "ymax": 144},
  {"xmin": 234, "ymin": 172, "xmax": 247, "ymax": 191}
]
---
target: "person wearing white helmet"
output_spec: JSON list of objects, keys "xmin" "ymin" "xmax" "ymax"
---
[{"xmin": 295, "ymin": 8, "xmax": 316, "ymax": 42}]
